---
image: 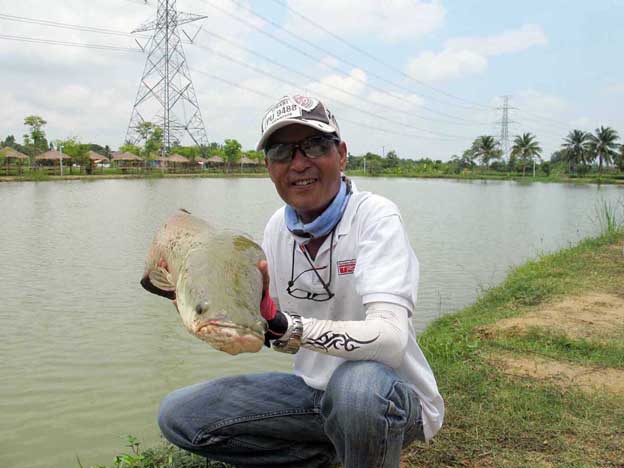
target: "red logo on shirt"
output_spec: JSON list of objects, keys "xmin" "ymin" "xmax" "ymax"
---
[{"xmin": 337, "ymin": 259, "xmax": 356, "ymax": 275}]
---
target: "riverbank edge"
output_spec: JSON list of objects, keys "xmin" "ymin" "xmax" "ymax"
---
[
  {"xmin": 402, "ymin": 229, "xmax": 624, "ymax": 467},
  {"xmin": 2, "ymin": 171, "xmax": 623, "ymax": 185},
  {"xmin": 92, "ymin": 230, "xmax": 624, "ymax": 467}
]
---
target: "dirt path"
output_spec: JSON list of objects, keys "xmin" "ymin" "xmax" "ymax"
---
[{"xmin": 481, "ymin": 292, "xmax": 624, "ymax": 396}]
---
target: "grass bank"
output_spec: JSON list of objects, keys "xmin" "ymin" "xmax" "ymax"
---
[
  {"xmin": 401, "ymin": 227, "xmax": 624, "ymax": 467},
  {"xmin": 93, "ymin": 229, "xmax": 624, "ymax": 467}
]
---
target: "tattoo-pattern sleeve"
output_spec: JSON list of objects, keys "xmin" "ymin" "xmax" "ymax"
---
[
  {"xmin": 299, "ymin": 303, "xmax": 410, "ymax": 368},
  {"xmin": 305, "ymin": 331, "xmax": 380, "ymax": 352}
]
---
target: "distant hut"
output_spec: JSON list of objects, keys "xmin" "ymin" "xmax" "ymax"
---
[
  {"xmin": 0, "ymin": 147, "xmax": 29, "ymax": 175},
  {"xmin": 87, "ymin": 150, "xmax": 109, "ymax": 174},
  {"xmin": 112, "ymin": 151, "xmax": 142, "ymax": 172},
  {"xmin": 205, "ymin": 155, "xmax": 224, "ymax": 171},
  {"xmin": 167, "ymin": 153, "xmax": 191, "ymax": 173},
  {"xmin": 239, "ymin": 155, "xmax": 261, "ymax": 172},
  {"xmin": 35, "ymin": 150, "xmax": 72, "ymax": 175}
]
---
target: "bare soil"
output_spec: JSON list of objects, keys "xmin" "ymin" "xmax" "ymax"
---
[
  {"xmin": 488, "ymin": 352, "xmax": 624, "ymax": 396},
  {"xmin": 482, "ymin": 293, "xmax": 624, "ymax": 342}
]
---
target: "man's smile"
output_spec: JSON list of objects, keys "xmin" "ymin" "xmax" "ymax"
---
[{"xmin": 291, "ymin": 177, "xmax": 318, "ymax": 187}]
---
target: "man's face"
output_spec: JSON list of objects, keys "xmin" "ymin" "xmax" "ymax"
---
[{"xmin": 265, "ymin": 124, "xmax": 347, "ymax": 223}]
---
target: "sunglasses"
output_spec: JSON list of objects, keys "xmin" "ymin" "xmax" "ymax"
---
[{"xmin": 264, "ymin": 134, "xmax": 340, "ymax": 163}]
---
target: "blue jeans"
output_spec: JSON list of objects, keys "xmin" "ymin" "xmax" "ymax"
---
[{"xmin": 158, "ymin": 361, "xmax": 425, "ymax": 468}]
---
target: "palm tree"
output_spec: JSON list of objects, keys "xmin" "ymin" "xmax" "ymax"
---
[
  {"xmin": 470, "ymin": 135, "xmax": 502, "ymax": 169},
  {"xmin": 586, "ymin": 126, "xmax": 620, "ymax": 175},
  {"xmin": 616, "ymin": 144, "xmax": 624, "ymax": 172},
  {"xmin": 561, "ymin": 130, "xmax": 589, "ymax": 174},
  {"xmin": 511, "ymin": 133, "xmax": 542, "ymax": 176}
]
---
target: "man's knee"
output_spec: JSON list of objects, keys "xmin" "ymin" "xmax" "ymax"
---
[
  {"xmin": 321, "ymin": 361, "xmax": 399, "ymax": 423},
  {"xmin": 158, "ymin": 387, "xmax": 196, "ymax": 449}
]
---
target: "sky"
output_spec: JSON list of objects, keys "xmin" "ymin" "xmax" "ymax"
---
[{"xmin": 0, "ymin": 0, "xmax": 622, "ymax": 160}]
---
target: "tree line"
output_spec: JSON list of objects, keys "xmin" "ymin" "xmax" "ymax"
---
[
  {"xmin": 2, "ymin": 115, "xmax": 622, "ymax": 178},
  {"xmin": 0, "ymin": 116, "xmax": 264, "ymax": 173}
]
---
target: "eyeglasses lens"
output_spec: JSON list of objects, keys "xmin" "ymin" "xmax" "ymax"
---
[{"xmin": 265, "ymin": 135, "xmax": 336, "ymax": 162}]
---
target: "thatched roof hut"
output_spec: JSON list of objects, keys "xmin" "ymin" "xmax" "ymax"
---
[
  {"xmin": 1, "ymin": 147, "xmax": 29, "ymax": 175},
  {"xmin": 88, "ymin": 150, "xmax": 109, "ymax": 164},
  {"xmin": 240, "ymin": 155, "xmax": 260, "ymax": 165},
  {"xmin": 205, "ymin": 155, "xmax": 224, "ymax": 164},
  {"xmin": 0, "ymin": 147, "xmax": 29, "ymax": 161},
  {"xmin": 168, "ymin": 153, "xmax": 190, "ymax": 164},
  {"xmin": 112, "ymin": 151, "xmax": 142, "ymax": 162},
  {"xmin": 35, "ymin": 150, "xmax": 71, "ymax": 162}
]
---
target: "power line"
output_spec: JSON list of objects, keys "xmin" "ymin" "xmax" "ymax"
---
[
  {"xmin": 189, "ymin": 66, "xmax": 471, "ymax": 144},
  {"xmin": 266, "ymin": 0, "xmax": 583, "ymax": 133},
  {"xmin": 190, "ymin": 40, "xmax": 471, "ymax": 140},
  {"xmin": 195, "ymin": 0, "xmax": 479, "ymax": 124},
  {"xmin": 196, "ymin": 30, "xmax": 492, "ymax": 128},
  {"xmin": 0, "ymin": 13, "xmax": 151, "ymax": 39},
  {"xmin": 190, "ymin": 47, "xmax": 473, "ymax": 141},
  {"xmin": 0, "ymin": 33, "xmax": 141, "ymax": 52},
  {"xmin": 225, "ymin": 0, "xmax": 493, "ymax": 114},
  {"xmin": 270, "ymin": 0, "xmax": 494, "ymax": 112}
]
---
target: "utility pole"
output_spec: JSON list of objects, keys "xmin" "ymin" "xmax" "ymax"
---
[{"xmin": 126, "ymin": 0, "xmax": 209, "ymax": 155}]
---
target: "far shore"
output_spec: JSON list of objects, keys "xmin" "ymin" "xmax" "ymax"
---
[{"xmin": 2, "ymin": 170, "xmax": 624, "ymax": 185}]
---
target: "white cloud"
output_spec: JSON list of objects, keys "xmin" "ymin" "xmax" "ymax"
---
[
  {"xmin": 604, "ymin": 83, "xmax": 624, "ymax": 95},
  {"xmin": 406, "ymin": 24, "xmax": 547, "ymax": 82},
  {"xmin": 283, "ymin": 0, "xmax": 445, "ymax": 43},
  {"xmin": 445, "ymin": 24, "xmax": 547, "ymax": 56},
  {"xmin": 405, "ymin": 49, "xmax": 487, "ymax": 83},
  {"xmin": 306, "ymin": 68, "xmax": 368, "ymax": 102}
]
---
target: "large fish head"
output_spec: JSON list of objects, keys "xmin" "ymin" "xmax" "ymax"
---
[{"xmin": 175, "ymin": 234, "xmax": 267, "ymax": 355}]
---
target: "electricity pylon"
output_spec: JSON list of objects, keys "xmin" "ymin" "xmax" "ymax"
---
[
  {"xmin": 497, "ymin": 95, "xmax": 514, "ymax": 162},
  {"xmin": 126, "ymin": 0, "xmax": 208, "ymax": 153}
]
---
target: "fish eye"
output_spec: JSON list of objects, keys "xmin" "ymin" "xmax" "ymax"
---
[{"xmin": 195, "ymin": 301, "xmax": 210, "ymax": 315}]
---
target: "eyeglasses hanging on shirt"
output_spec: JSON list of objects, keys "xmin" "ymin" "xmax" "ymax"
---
[{"xmin": 287, "ymin": 229, "xmax": 336, "ymax": 302}]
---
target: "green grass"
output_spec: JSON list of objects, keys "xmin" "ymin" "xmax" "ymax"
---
[
  {"xmin": 405, "ymin": 230, "xmax": 624, "ymax": 467},
  {"xmin": 486, "ymin": 327, "xmax": 624, "ymax": 369}
]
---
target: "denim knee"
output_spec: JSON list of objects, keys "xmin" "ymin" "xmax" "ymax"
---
[
  {"xmin": 322, "ymin": 361, "xmax": 398, "ymax": 423},
  {"xmin": 158, "ymin": 386, "xmax": 198, "ymax": 450}
]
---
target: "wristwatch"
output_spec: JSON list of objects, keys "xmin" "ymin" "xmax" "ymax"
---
[{"xmin": 272, "ymin": 313, "xmax": 303, "ymax": 354}]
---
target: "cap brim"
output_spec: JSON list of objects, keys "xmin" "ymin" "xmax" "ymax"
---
[{"xmin": 256, "ymin": 119, "xmax": 337, "ymax": 151}]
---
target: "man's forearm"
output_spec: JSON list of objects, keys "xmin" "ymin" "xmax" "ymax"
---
[{"xmin": 292, "ymin": 302, "xmax": 410, "ymax": 368}]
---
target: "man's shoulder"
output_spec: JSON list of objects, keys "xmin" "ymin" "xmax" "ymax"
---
[
  {"xmin": 351, "ymin": 191, "xmax": 401, "ymax": 219},
  {"xmin": 264, "ymin": 206, "xmax": 286, "ymax": 237}
]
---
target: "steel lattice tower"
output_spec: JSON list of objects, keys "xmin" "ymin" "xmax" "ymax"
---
[
  {"xmin": 126, "ymin": 0, "xmax": 208, "ymax": 152},
  {"xmin": 499, "ymin": 95, "xmax": 510, "ymax": 161}
]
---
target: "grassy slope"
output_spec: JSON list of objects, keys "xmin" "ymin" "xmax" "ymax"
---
[
  {"xmin": 96, "ymin": 231, "xmax": 624, "ymax": 468},
  {"xmin": 404, "ymin": 230, "xmax": 624, "ymax": 467}
]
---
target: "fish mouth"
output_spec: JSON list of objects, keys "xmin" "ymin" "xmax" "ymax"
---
[{"xmin": 193, "ymin": 321, "xmax": 265, "ymax": 355}]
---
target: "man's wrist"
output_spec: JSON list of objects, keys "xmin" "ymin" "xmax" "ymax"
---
[{"xmin": 272, "ymin": 313, "xmax": 303, "ymax": 354}]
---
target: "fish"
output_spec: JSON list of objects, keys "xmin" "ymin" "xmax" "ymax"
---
[{"xmin": 141, "ymin": 209, "xmax": 267, "ymax": 355}]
